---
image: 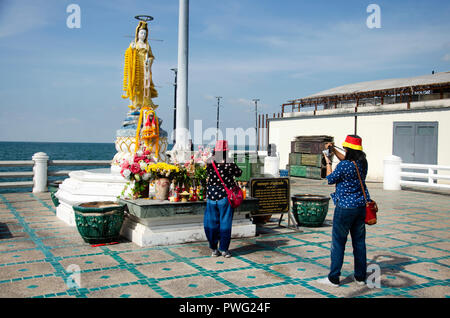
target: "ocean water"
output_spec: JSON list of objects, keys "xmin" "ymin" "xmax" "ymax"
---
[
  {"xmin": 0, "ymin": 141, "xmax": 117, "ymax": 161},
  {"xmin": 0, "ymin": 141, "xmax": 251, "ymax": 193},
  {"xmin": 0, "ymin": 141, "xmax": 155, "ymax": 194}
]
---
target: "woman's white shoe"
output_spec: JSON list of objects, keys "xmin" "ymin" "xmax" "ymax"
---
[
  {"xmin": 211, "ymin": 249, "xmax": 221, "ymax": 257},
  {"xmin": 316, "ymin": 277, "xmax": 339, "ymax": 287}
]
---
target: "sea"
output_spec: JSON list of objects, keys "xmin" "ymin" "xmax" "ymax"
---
[
  {"xmin": 0, "ymin": 141, "xmax": 168, "ymax": 194},
  {"xmin": 0, "ymin": 141, "xmax": 252, "ymax": 193}
]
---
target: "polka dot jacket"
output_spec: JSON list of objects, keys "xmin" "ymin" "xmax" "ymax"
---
[
  {"xmin": 206, "ymin": 161, "xmax": 242, "ymax": 201},
  {"xmin": 326, "ymin": 160, "xmax": 371, "ymax": 208}
]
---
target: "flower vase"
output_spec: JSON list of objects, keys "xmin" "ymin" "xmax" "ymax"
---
[
  {"xmin": 132, "ymin": 181, "xmax": 149, "ymax": 200},
  {"xmin": 155, "ymin": 178, "xmax": 171, "ymax": 201}
]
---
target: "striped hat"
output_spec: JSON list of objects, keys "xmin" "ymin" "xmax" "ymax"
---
[{"xmin": 342, "ymin": 135, "xmax": 363, "ymax": 151}]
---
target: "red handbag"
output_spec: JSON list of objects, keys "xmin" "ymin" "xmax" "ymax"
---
[
  {"xmin": 212, "ymin": 161, "xmax": 244, "ymax": 208},
  {"xmin": 353, "ymin": 161, "xmax": 378, "ymax": 225}
]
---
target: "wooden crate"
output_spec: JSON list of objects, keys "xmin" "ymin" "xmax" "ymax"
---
[
  {"xmin": 289, "ymin": 165, "xmax": 307, "ymax": 177},
  {"xmin": 291, "ymin": 135, "xmax": 334, "ymax": 154},
  {"xmin": 290, "ymin": 141, "xmax": 323, "ymax": 154},
  {"xmin": 289, "ymin": 165, "xmax": 324, "ymax": 179},
  {"xmin": 301, "ymin": 154, "xmax": 322, "ymax": 167},
  {"xmin": 306, "ymin": 166, "xmax": 322, "ymax": 179},
  {"xmin": 289, "ymin": 153, "xmax": 302, "ymax": 166}
]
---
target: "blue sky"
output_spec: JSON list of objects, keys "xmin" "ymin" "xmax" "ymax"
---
[{"xmin": 0, "ymin": 0, "xmax": 449, "ymax": 143}]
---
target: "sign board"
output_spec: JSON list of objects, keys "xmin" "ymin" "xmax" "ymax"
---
[{"xmin": 250, "ymin": 177, "xmax": 290, "ymax": 215}]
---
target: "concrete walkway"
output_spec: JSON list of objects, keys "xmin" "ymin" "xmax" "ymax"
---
[{"xmin": 0, "ymin": 178, "xmax": 449, "ymax": 298}]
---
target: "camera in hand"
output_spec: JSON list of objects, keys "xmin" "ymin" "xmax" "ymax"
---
[{"xmin": 322, "ymin": 145, "xmax": 333, "ymax": 158}]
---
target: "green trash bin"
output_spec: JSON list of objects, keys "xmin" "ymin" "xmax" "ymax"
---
[
  {"xmin": 234, "ymin": 153, "xmax": 265, "ymax": 181},
  {"xmin": 234, "ymin": 153, "xmax": 251, "ymax": 181},
  {"xmin": 291, "ymin": 194, "xmax": 330, "ymax": 227}
]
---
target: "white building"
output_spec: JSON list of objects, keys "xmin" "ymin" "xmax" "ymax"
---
[{"xmin": 267, "ymin": 71, "xmax": 450, "ymax": 182}]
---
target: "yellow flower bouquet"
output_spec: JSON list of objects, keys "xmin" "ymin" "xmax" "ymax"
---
[{"xmin": 146, "ymin": 162, "xmax": 180, "ymax": 180}]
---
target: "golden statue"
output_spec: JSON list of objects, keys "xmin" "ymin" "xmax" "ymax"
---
[
  {"xmin": 122, "ymin": 20, "xmax": 158, "ymax": 110},
  {"xmin": 139, "ymin": 108, "xmax": 160, "ymax": 158},
  {"xmin": 117, "ymin": 18, "xmax": 168, "ymax": 161}
]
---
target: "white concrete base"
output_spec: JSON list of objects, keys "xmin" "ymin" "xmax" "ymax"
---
[
  {"xmin": 55, "ymin": 168, "xmax": 129, "ymax": 226},
  {"xmin": 120, "ymin": 215, "xmax": 256, "ymax": 247},
  {"xmin": 56, "ymin": 201, "xmax": 78, "ymax": 226}
]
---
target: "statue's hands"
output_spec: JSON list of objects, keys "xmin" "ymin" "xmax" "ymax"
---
[{"xmin": 130, "ymin": 41, "xmax": 136, "ymax": 49}]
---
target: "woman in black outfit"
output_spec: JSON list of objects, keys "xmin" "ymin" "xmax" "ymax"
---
[{"xmin": 204, "ymin": 140, "xmax": 242, "ymax": 258}]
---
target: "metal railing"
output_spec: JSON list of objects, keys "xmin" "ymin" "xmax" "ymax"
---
[{"xmin": 0, "ymin": 152, "xmax": 111, "ymax": 192}]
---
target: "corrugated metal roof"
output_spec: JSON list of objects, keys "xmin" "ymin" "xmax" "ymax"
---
[{"xmin": 305, "ymin": 71, "xmax": 450, "ymax": 99}]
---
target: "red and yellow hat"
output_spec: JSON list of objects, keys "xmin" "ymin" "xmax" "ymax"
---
[{"xmin": 342, "ymin": 135, "xmax": 363, "ymax": 151}]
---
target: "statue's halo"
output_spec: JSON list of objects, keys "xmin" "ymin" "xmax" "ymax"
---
[{"xmin": 135, "ymin": 15, "xmax": 154, "ymax": 22}]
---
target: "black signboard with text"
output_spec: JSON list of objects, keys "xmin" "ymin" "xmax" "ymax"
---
[{"xmin": 250, "ymin": 177, "xmax": 290, "ymax": 215}]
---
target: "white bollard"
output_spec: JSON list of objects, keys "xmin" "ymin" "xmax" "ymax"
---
[
  {"xmin": 383, "ymin": 155, "xmax": 402, "ymax": 190},
  {"xmin": 32, "ymin": 152, "xmax": 49, "ymax": 193}
]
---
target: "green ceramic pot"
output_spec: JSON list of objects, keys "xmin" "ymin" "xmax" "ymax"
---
[
  {"xmin": 48, "ymin": 186, "xmax": 60, "ymax": 208},
  {"xmin": 73, "ymin": 201, "xmax": 125, "ymax": 244},
  {"xmin": 291, "ymin": 194, "xmax": 330, "ymax": 227}
]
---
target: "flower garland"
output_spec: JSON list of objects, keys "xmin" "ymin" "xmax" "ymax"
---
[
  {"xmin": 121, "ymin": 44, "xmax": 137, "ymax": 105},
  {"xmin": 120, "ymin": 149, "xmax": 156, "ymax": 182}
]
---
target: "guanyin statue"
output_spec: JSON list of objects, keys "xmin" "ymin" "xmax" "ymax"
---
[
  {"xmin": 112, "ymin": 17, "xmax": 168, "ymax": 171},
  {"xmin": 122, "ymin": 20, "xmax": 158, "ymax": 110}
]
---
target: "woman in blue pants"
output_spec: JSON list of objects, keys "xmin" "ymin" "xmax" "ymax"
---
[
  {"xmin": 204, "ymin": 140, "xmax": 242, "ymax": 258},
  {"xmin": 318, "ymin": 135, "xmax": 371, "ymax": 287}
]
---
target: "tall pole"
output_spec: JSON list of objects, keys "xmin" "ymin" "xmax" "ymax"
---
[
  {"xmin": 253, "ymin": 99, "xmax": 259, "ymax": 151},
  {"xmin": 171, "ymin": 68, "xmax": 178, "ymax": 145},
  {"xmin": 216, "ymin": 96, "xmax": 222, "ymax": 141},
  {"xmin": 174, "ymin": 0, "xmax": 189, "ymax": 151}
]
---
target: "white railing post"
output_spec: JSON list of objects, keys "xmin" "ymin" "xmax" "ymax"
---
[
  {"xmin": 428, "ymin": 168, "xmax": 434, "ymax": 184},
  {"xmin": 383, "ymin": 155, "xmax": 402, "ymax": 190},
  {"xmin": 32, "ymin": 152, "xmax": 49, "ymax": 193}
]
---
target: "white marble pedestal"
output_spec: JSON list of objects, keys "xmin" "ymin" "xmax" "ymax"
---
[
  {"xmin": 120, "ymin": 214, "xmax": 256, "ymax": 247},
  {"xmin": 118, "ymin": 198, "xmax": 258, "ymax": 247},
  {"xmin": 55, "ymin": 168, "xmax": 128, "ymax": 226}
]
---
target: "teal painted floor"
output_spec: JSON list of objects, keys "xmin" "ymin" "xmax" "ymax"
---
[{"xmin": 0, "ymin": 178, "xmax": 449, "ymax": 298}]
